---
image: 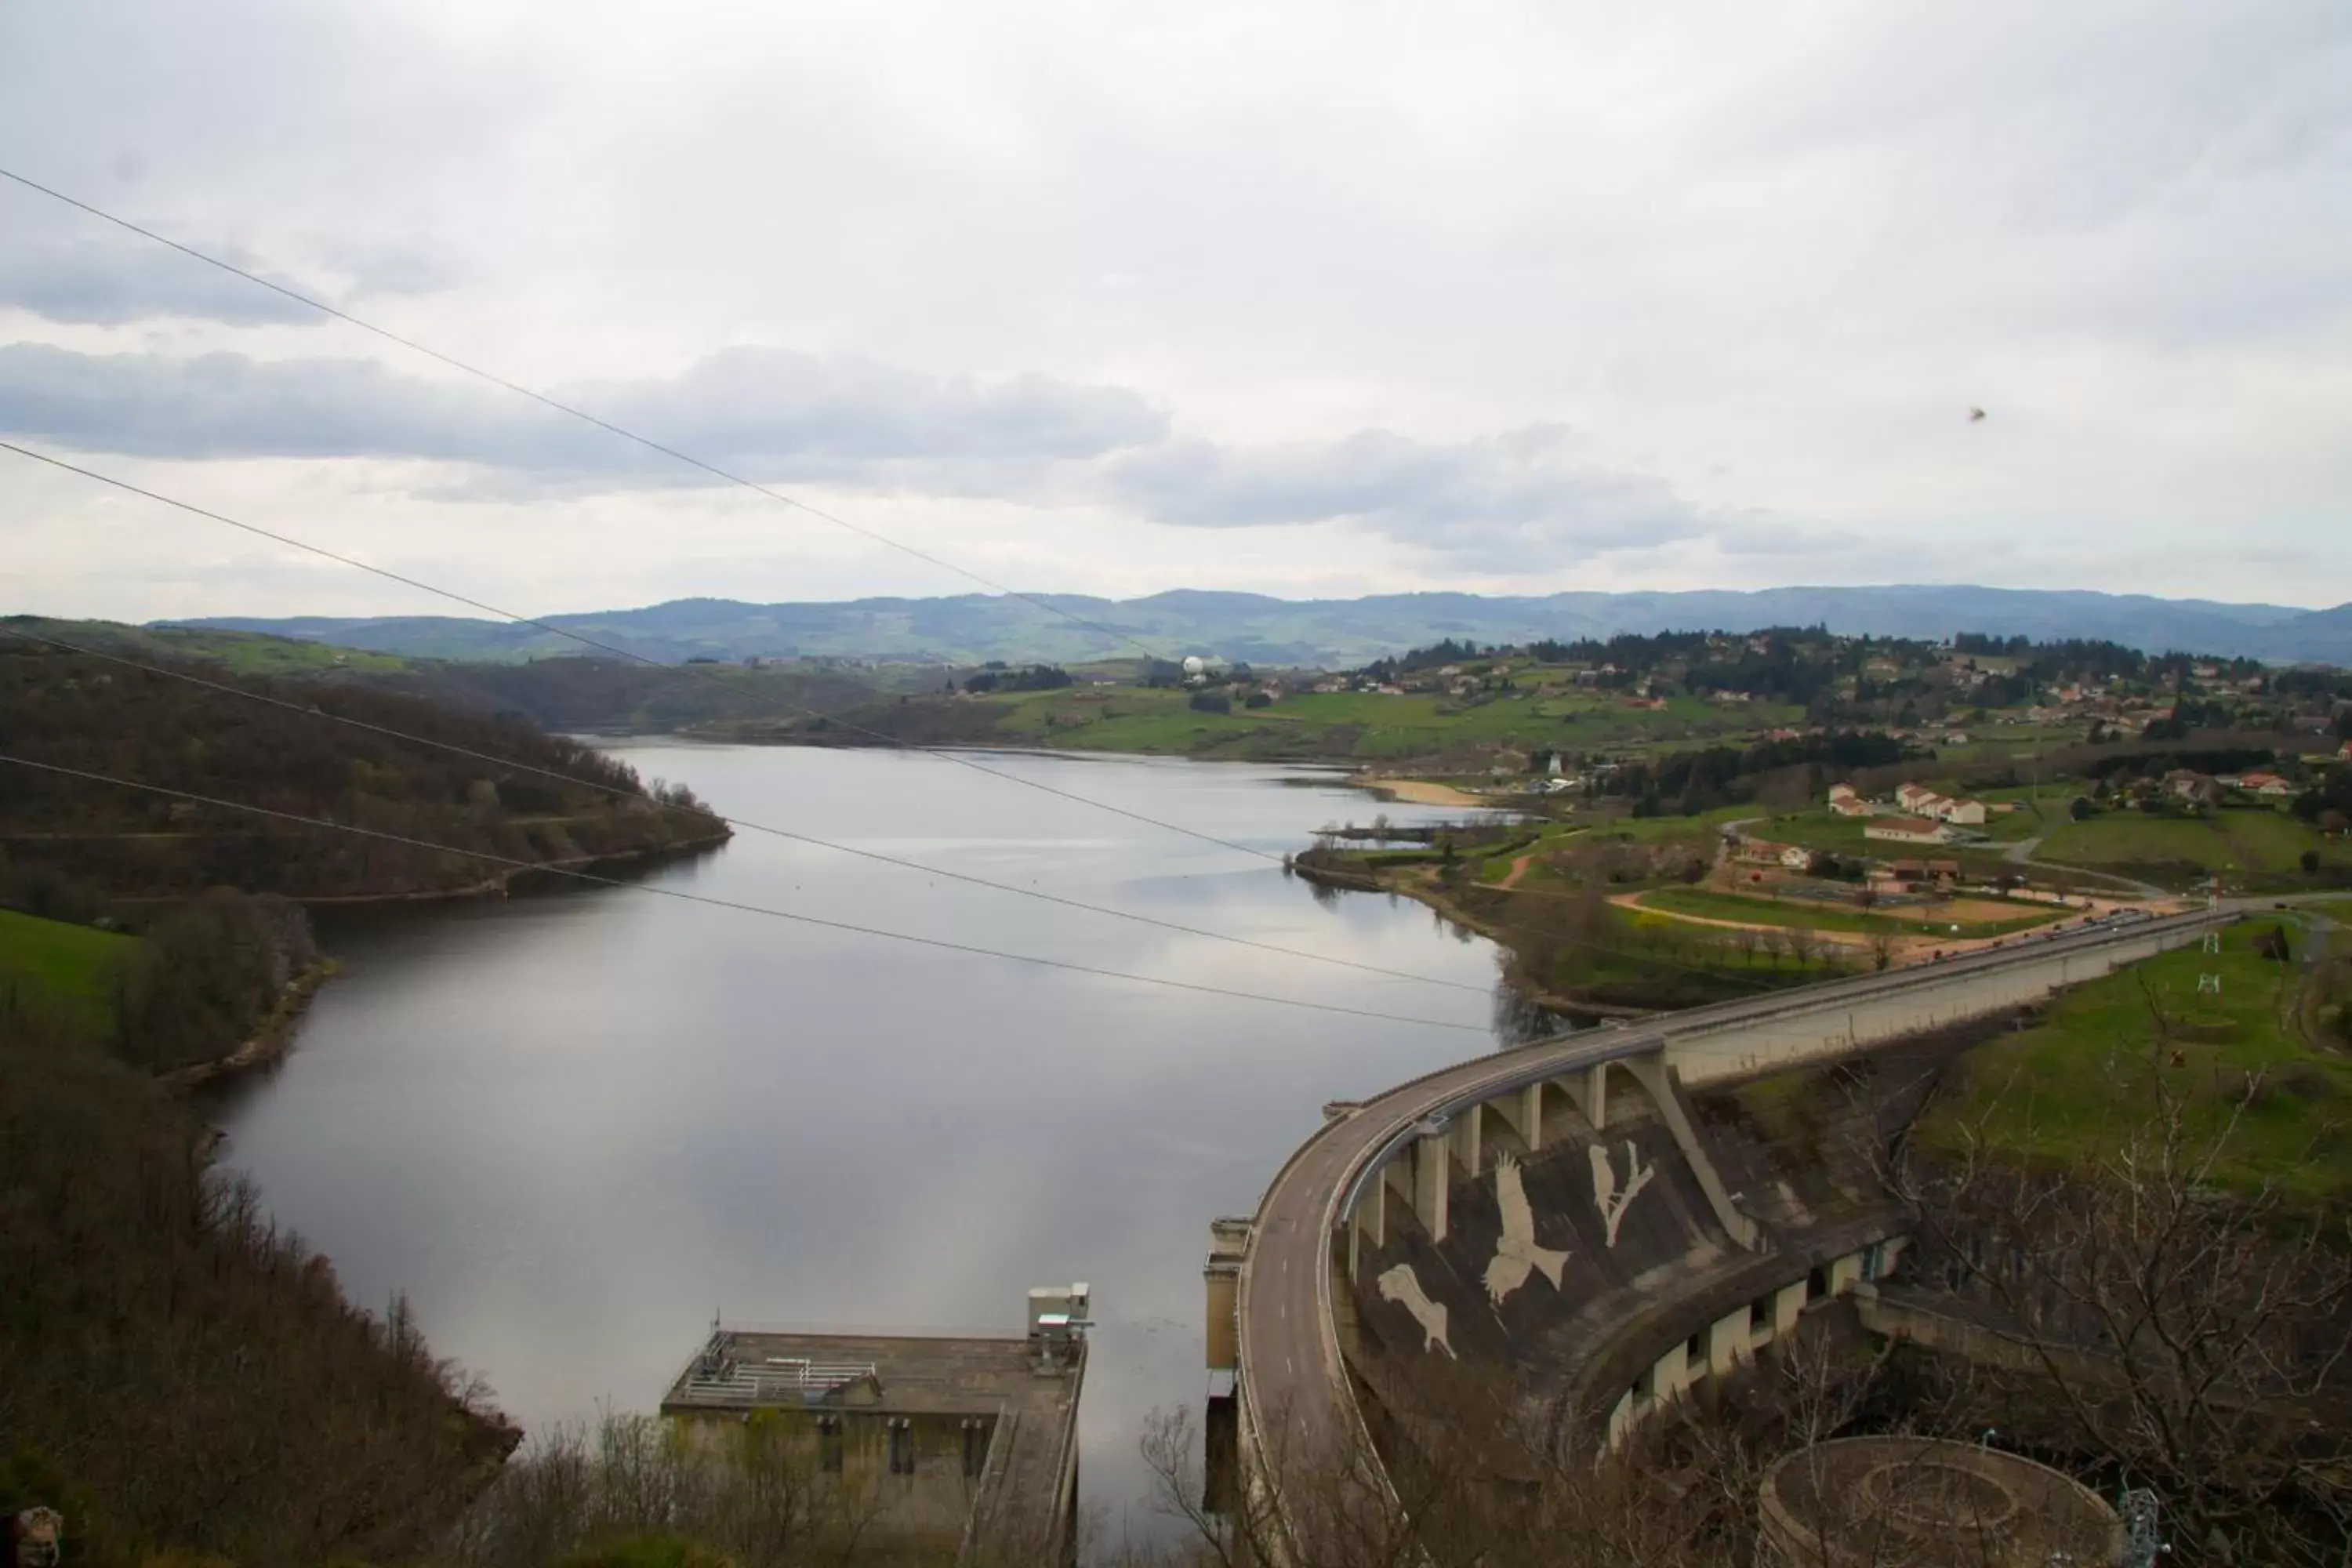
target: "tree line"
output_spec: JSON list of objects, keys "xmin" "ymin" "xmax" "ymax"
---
[{"xmin": 0, "ymin": 643, "xmax": 724, "ymax": 900}]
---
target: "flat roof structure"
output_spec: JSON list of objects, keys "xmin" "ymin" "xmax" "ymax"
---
[
  {"xmin": 661, "ymin": 1327, "xmax": 1080, "ymax": 1422},
  {"xmin": 659, "ymin": 1301, "xmax": 1087, "ymax": 1564}
]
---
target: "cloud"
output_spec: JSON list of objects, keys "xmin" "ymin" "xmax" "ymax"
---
[
  {"xmin": 0, "ymin": 343, "xmax": 1169, "ymax": 483},
  {"xmin": 317, "ymin": 239, "xmax": 466, "ymax": 302},
  {"xmin": 575, "ymin": 348, "xmax": 1168, "ymax": 466},
  {"xmin": 0, "ymin": 237, "xmax": 319, "ymax": 326},
  {"xmin": 1102, "ymin": 426, "xmax": 1708, "ymax": 567},
  {"xmin": 2, "ymin": 1, "xmax": 2347, "ymax": 616},
  {"xmin": 0, "ymin": 339, "xmax": 1717, "ymax": 568}
]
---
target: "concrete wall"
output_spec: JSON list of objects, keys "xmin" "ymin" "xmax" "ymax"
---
[
  {"xmin": 1605, "ymin": 1236, "xmax": 1903, "ymax": 1449},
  {"xmin": 1665, "ymin": 924, "xmax": 2205, "ymax": 1087},
  {"xmin": 669, "ymin": 1407, "xmax": 993, "ymax": 1539}
]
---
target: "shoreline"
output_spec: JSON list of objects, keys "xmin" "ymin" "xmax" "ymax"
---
[
  {"xmin": 678, "ymin": 726, "xmax": 1495, "ymax": 776},
  {"xmin": 162, "ymin": 831, "xmax": 730, "ymax": 1094},
  {"xmin": 163, "ymin": 957, "xmax": 341, "ymax": 1091},
  {"xmin": 1353, "ymin": 776, "xmax": 1494, "ymax": 808},
  {"xmin": 1288, "ymin": 855, "xmax": 1654, "ymax": 1020},
  {"xmin": 282, "ymin": 826, "xmax": 736, "ymax": 907},
  {"xmin": 88, "ymin": 826, "xmax": 736, "ymax": 909}
]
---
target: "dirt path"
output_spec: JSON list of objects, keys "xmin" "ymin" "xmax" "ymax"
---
[
  {"xmin": 1610, "ymin": 891, "xmax": 1871, "ymax": 949},
  {"xmin": 1609, "ymin": 889, "xmax": 2118, "ymax": 968},
  {"xmin": 1497, "ymin": 853, "xmax": 1535, "ymax": 890}
]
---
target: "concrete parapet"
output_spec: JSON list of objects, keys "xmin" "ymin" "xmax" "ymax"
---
[{"xmin": 1664, "ymin": 920, "xmax": 2210, "ymax": 1087}]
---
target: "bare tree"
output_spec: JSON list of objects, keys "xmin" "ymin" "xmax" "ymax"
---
[{"xmin": 1890, "ymin": 1050, "xmax": 2352, "ymax": 1566}]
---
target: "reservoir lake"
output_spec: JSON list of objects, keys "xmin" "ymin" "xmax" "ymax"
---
[{"xmin": 204, "ymin": 744, "xmax": 1514, "ymax": 1544}]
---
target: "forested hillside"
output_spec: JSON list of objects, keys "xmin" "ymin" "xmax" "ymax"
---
[
  {"xmin": 7, "ymin": 617, "xmax": 885, "ymax": 734},
  {"xmin": 1, "ymin": 989, "xmax": 521, "ymax": 1565},
  {"xmin": 0, "ymin": 639, "xmax": 728, "ymax": 901}
]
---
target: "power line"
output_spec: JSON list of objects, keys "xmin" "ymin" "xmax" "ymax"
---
[
  {"xmin": 0, "ymin": 434, "xmax": 1778, "ymax": 1001},
  {"xmin": 1, "ymin": 625, "xmax": 1494, "ymax": 996},
  {"xmin": 0, "ymin": 164, "xmax": 1180, "ymax": 667},
  {"xmin": 0, "ymin": 437, "xmax": 1286, "ymax": 864},
  {"xmin": 0, "ymin": 751, "xmax": 1493, "ymax": 1036},
  {"xmin": 15, "ymin": 633, "xmax": 1813, "ymax": 1014},
  {"xmin": 0, "ymin": 162, "xmax": 1817, "ymax": 1000},
  {"xmin": 0, "ymin": 583, "xmax": 1796, "ymax": 1008}
]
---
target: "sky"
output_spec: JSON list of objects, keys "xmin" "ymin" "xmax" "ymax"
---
[{"xmin": 2, "ymin": 0, "xmax": 2349, "ymax": 622}]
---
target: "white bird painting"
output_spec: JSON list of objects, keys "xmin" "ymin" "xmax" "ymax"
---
[
  {"xmin": 1483, "ymin": 1152, "xmax": 1570, "ymax": 1305},
  {"xmin": 1376, "ymin": 1264, "xmax": 1456, "ymax": 1358},
  {"xmin": 1590, "ymin": 1140, "xmax": 1657, "ymax": 1249}
]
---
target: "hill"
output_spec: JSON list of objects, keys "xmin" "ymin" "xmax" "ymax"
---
[
  {"xmin": 183, "ymin": 585, "xmax": 2352, "ymax": 668},
  {"xmin": 7, "ymin": 617, "xmax": 883, "ymax": 734},
  {"xmin": 0, "ymin": 637, "xmax": 729, "ymax": 902}
]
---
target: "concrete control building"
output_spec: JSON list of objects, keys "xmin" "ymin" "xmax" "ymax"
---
[{"xmin": 659, "ymin": 1286, "xmax": 1089, "ymax": 1563}]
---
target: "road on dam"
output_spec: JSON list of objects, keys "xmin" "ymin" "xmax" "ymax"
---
[{"xmin": 1235, "ymin": 906, "xmax": 2222, "ymax": 1503}]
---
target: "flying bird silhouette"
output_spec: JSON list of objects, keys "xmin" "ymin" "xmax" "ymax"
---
[
  {"xmin": 1591, "ymin": 1140, "xmax": 1657, "ymax": 1249},
  {"xmin": 1483, "ymin": 1153, "xmax": 1570, "ymax": 1305},
  {"xmin": 1968, "ymin": 407, "xmax": 1987, "ymax": 422},
  {"xmin": 1377, "ymin": 1264, "xmax": 1456, "ymax": 1357}
]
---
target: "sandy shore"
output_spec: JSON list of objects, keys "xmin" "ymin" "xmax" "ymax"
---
[{"xmin": 1358, "ymin": 776, "xmax": 1489, "ymax": 808}]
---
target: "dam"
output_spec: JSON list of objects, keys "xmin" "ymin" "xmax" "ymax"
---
[{"xmin": 1210, "ymin": 907, "xmax": 2220, "ymax": 1550}]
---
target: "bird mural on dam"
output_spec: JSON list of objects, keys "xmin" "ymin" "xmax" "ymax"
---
[
  {"xmin": 1376, "ymin": 1264, "xmax": 1456, "ymax": 1358},
  {"xmin": 1592, "ymin": 1140, "xmax": 1657, "ymax": 1249},
  {"xmin": 1483, "ymin": 1152, "xmax": 1570, "ymax": 1305}
]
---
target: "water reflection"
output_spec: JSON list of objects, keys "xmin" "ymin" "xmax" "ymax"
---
[{"xmin": 204, "ymin": 746, "xmax": 1517, "ymax": 1544}]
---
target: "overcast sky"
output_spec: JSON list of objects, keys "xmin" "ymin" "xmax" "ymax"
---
[{"xmin": 3, "ymin": 0, "xmax": 2348, "ymax": 622}]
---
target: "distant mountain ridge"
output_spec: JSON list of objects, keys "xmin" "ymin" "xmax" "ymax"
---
[{"xmin": 180, "ymin": 586, "xmax": 2352, "ymax": 669}]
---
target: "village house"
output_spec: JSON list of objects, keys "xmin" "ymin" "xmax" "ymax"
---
[
  {"xmin": 2165, "ymin": 769, "xmax": 2223, "ymax": 806},
  {"xmin": 1893, "ymin": 781, "xmax": 1987, "ymax": 825},
  {"xmin": 1873, "ymin": 858, "xmax": 1961, "ymax": 894},
  {"xmin": 1894, "ymin": 782, "xmax": 1940, "ymax": 813},
  {"xmin": 1828, "ymin": 783, "xmax": 1873, "ymax": 818},
  {"xmin": 1865, "ymin": 816, "xmax": 1958, "ymax": 847},
  {"xmin": 2238, "ymin": 771, "xmax": 2296, "ymax": 799}
]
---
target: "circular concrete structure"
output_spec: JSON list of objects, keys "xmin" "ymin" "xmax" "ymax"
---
[{"xmin": 1760, "ymin": 1436, "xmax": 2122, "ymax": 1567}]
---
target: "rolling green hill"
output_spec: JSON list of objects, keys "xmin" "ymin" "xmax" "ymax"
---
[
  {"xmin": 0, "ymin": 637, "xmax": 728, "ymax": 901},
  {"xmin": 182, "ymin": 585, "xmax": 2352, "ymax": 669},
  {"xmin": 720, "ymin": 675, "xmax": 1805, "ymax": 763},
  {"xmin": 0, "ymin": 906, "xmax": 132, "ymax": 1036},
  {"xmin": 5, "ymin": 617, "xmax": 881, "ymax": 734}
]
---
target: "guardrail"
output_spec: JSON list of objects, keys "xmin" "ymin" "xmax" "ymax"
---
[{"xmin": 1325, "ymin": 907, "xmax": 2216, "ymax": 1223}]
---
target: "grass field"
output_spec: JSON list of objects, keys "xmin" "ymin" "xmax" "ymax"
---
[
  {"xmin": 2039, "ymin": 808, "xmax": 2328, "ymax": 875},
  {"xmin": 17, "ymin": 618, "xmax": 416, "ymax": 677},
  {"xmin": 1744, "ymin": 811, "xmax": 1876, "ymax": 855},
  {"xmin": 1635, "ymin": 887, "xmax": 2060, "ymax": 939},
  {"xmin": 1587, "ymin": 801, "xmax": 1767, "ymax": 843},
  {"xmin": 971, "ymin": 680, "xmax": 1799, "ymax": 762},
  {"xmin": 0, "ymin": 907, "xmax": 132, "ymax": 1036},
  {"xmin": 1915, "ymin": 921, "xmax": 2352, "ymax": 1201}
]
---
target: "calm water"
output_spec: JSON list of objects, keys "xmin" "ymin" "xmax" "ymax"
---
[{"xmin": 205, "ymin": 745, "xmax": 1511, "ymax": 1544}]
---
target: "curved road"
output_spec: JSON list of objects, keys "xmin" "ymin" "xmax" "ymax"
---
[{"xmin": 1235, "ymin": 906, "xmax": 2224, "ymax": 1512}]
